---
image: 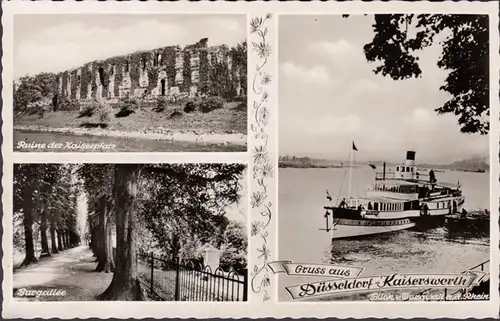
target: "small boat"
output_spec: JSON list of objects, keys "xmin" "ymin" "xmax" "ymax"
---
[
  {"xmin": 445, "ymin": 209, "xmax": 490, "ymax": 235},
  {"xmin": 323, "ymin": 145, "xmax": 465, "ymax": 240}
]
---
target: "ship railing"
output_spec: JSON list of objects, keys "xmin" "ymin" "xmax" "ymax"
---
[
  {"xmin": 375, "ymin": 171, "xmax": 430, "ymax": 178},
  {"xmin": 369, "ymin": 185, "xmax": 419, "ymax": 194},
  {"xmin": 375, "ymin": 172, "xmax": 396, "ymax": 180},
  {"xmin": 403, "ymin": 260, "xmax": 490, "ymax": 301}
]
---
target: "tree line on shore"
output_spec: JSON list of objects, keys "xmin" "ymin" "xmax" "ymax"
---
[{"xmin": 14, "ymin": 163, "xmax": 247, "ymax": 300}]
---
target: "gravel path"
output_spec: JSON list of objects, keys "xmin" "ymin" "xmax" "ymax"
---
[{"xmin": 13, "ymin": 246, "xmax": 112, "ymax": 301}]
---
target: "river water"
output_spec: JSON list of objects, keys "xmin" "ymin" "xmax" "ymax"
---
[
  {"xmin": 278, "ymin": 167, "xmax": 490, "ymax": 301},
  {"xmin": 14, "ymin": 130, "xmax": 246, "ymax": 152}
]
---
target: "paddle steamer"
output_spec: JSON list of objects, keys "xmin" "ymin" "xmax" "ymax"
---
[{"xmin": 323, "ymin": 149, "xmax": 465, "ymax": 239}]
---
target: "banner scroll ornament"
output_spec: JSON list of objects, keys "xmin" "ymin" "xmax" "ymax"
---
[{"xmin": 268, "ymin": 260, "xmax": 488, "ymax": 300}]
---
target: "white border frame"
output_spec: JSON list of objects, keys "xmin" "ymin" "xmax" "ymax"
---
[{"xmin": 2, "ymin": 1, "xmax": 499, "ymax": 318}]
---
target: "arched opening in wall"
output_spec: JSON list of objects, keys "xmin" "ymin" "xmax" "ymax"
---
[
  {"xmin": 142, "ymin": 58, "xmax": 146, "ymax": 71},
  {"xmin": 157, "ymin": 53, "xmax": 162, "ymax": 66},
  {"xmin": 77, "ymin": 75, "xmax": 81, "ymax": 84},
  {"xmin": 160, "ymin": 79, "xmax": 166, "ymax": 96},
  {"xmin": 125, "ymin": 60, "xmax": 129, "ymax": 73},
  {"xmin": 52, "ymin": 94, "xmax": 58, "ymax": 111},
  {"xmin": 98, "ymin": 67, "xmax": 105, "ymax": 85},
  {"xmin": 110, "ymin": 65, "xmax": 114, "ymax": 75}
]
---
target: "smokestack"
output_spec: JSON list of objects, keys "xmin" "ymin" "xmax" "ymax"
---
[
  {"xmin": 406, "ymin": 151, "xmax": 416, "ymax": 166},
  {"xmin": 383, "ymin": 162, "xmax": 386, "ymax": 180}
]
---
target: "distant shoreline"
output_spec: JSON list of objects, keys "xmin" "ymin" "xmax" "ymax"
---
[
  {"xmin": 278, "ymin": 163, "xmax": 488, "ymax": 173},
  {"xmin": 278, "ymin": 163, "xmax": 342, "ymax": 169}
]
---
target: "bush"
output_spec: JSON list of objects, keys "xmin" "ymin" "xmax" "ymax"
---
[
  {"xmin": 78, "ymin": 104, "xmax": 95, "ymax": 118},
  {"xmin": 183, "ymin": 99, "xmax": 199, "ymax": 113},
  {"xmin": 235, "ymin": 101, "xmax": 247, "ymax": 112},
  {"xmin": 27, "ymin": 106, "xmax": 47, "ymax": 117},
  {"xmin": 154, "ymin": 97, "xmax": 168, "ymax": 112},
  {"xmin": 199, "ymin": 96, "xmax": 225, "ymax": 113},
  {"xmin": 114, "ymin": 97, "xmax": 140, "ymax": 118},
  {"xmin": 183, "ymin": 96, "xmax": 225, "ymax": 114},
  {"xmin": 97, "ymin": 101, "xmax": 112, "ymax": 123},
  {"xmin": 219, "ymin": 246, "xmax": 247, "ymax": 272},
  {"xmin": 115, "ymin": 105, "xmax": 135, "ymax": 118},
  {"xmin": 233, "ymin": 95, "xmax": 247, "ymax": 103},
  {"xmin": 169, "ymin": 109, "xmax": 183, "ymax": 119},
  {"xmin": 120, "ymin": 97, "xmax": 140, "ymax": 110},
  {"xmin": 56, "ymin": 96, "xmax": 79, "ymax": 111}
]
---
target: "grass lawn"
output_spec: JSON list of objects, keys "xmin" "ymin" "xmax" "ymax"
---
[
  {"xmin": 14, "ymin": 102, "xmax": 247, "ymax": 134},
  {"xmin": 15, "ymin": 101, "xmax": 247, "ymax": 135},
  {"xmin": 14, "ymin": 100, "xmax": 247, "ymax": 152}
]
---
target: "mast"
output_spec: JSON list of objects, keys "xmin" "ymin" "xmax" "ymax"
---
[{"xmin": 348, "ymin": 149, "xmax": 353, "ymax": 200}]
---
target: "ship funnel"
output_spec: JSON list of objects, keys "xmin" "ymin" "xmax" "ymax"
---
[{"xmin": 406, "ymin": 151, "xmax": 416, "ymax": 166}]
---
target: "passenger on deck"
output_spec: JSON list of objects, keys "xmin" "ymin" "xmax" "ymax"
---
[
  {"xmin": 367, "ymin": 202, "xmax": 373, "ymax": 210},
  {"xmin": 339, "ymin": 198, "xmax": 347, "ymax": 208},
  {"xmin": 429, "ymin": 169, "xmax": 436, "ymax": 183},
  {"xmin": 461, "ymin": 208, "xmax": 468, "ymax": 219},
  {"xmin": 421, "ymin": 203, "xmax": 429, "ymax": 216}
]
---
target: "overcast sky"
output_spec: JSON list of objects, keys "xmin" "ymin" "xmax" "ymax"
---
[
  {"xmin": 279, "ymin": 15, "xmax": 489, "ymax": 165},
  {"xmin": 14, "ymin": 14, "xmax": 246, "ymax": 79}
]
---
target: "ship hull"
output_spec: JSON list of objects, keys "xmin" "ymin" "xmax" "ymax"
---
[
  {"xmin": 327, "ymin": 210, "xmax": 416, "ymax": 239},
  {"xmin": 409, "ymin": 215, "xmax": 447, "ymax": 230},
  {"xmin": 330, "ymin": 219, "xmax": 415, "ymax": 239}
]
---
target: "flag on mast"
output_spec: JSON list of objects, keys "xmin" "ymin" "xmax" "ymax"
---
[
  {"xmin": 326, "ymin": 189, "xmax": 332, "ymax": 201},
  {"xmin": 352, "ymin": 141, "xmax": 358, "ymax": 151}
]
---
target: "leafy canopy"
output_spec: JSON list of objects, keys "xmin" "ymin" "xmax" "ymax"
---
[{"xmin": 362, "ymin": 14, "xmax": 489, "ymax": 134}]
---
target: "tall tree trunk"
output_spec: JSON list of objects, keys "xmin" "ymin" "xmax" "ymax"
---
[
  {"xmin": 65, "ymin": 232, "xmax": 71, "ymax": 248},
  {"xmin": 98, "ymin": 164, "xmax": 145, "ymax": 301},
  {"xmin": 170, "ymin": 235, "xmax": 181, "ymax": 262},
  {"xmin": 94, "ymin": 223, "xmax": 102, "ymax": 261},
  {"xmin": 50, "ymin": 216, "xmax": 58, "ymax": 254},
  {"xmin": 96, "ymin": 196, "xmax": 115, "ymax": 273},
  {"xmin": 57, "ymin": 229, "xmax": 64, "ymax": 251},
  {"xmin": 40, "ymin": 210, "xmax": 51, "ymax": 257},
  {"xmin": 22, "ymin": 207, "xmax": 37, "ymax": 266},
  {"xmin": 107, "ymin": 223, "xmax": 115, "ymax": 266},
  {"xmin": 91, "ymin": 225, "xmax": 98, "ymax": 256},
  {"xmin": 67, "ymin": 232, "xmax": 72, "ymax": 248},
  {"xmin": 21, "ymin": 187, "xmax": 37, "ymax": 266},
  {"xmin": 61, "ymin": 231, "xmax": 67, "ymax": 249}
]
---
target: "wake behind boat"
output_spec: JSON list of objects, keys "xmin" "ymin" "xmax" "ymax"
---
[{"xmin": 323, "ymin": 145, "xmax": 465, "ymax": 239}]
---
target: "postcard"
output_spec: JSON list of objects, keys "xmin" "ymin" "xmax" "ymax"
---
[{"xmin": 2, "ymin": 0, "xmax": 499, "ymax": 319}]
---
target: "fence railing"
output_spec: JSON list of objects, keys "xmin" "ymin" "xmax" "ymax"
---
[
  {"xmin": 403, "ymin": 260, "xmax": 490, "ymax": 301},
  {"xmin": 136, "ymin": 251, "xmax": 248, "ymax": 302}
]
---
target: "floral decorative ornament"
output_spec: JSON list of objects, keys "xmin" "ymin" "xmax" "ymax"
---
[{"xmin": 249, "ymin": 13, "xmax": 274, "ymax": 302}]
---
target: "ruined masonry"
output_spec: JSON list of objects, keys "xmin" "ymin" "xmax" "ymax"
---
[{"xmin": 55, "ymin": 38, "xmax": 245, "ymax": 103}]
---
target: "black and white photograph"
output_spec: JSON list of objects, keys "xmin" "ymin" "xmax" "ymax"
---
[
  {"xmin": 13, "ymin": 14, "xmax": 247, "ymax": 152},
  {"xmin": 13, "ymin": 163, "xmax": 248, "ymax": 301},
  {"xmin": 278, "ymin": 14, "xmax": 490, "ymax": 302}
]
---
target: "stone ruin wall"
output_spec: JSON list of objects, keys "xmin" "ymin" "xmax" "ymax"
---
[{"xmin": 55, "ymin": 38, "xmax": 245, "ymax": 104}]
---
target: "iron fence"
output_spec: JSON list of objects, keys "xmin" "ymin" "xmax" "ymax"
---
[{"xmin": 136, "ymin": 251, "xmax": 248, "ymax": 301}]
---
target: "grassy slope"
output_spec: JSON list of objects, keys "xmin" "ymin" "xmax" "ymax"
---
[{"xmin": 15, "ymin": 101, "xmax": 247, "ymax": 135}]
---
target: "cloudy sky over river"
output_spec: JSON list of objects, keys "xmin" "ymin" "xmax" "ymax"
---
[{"xmin": 279, "ymin": 15, "xmax": 488, "ymax": 165}]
